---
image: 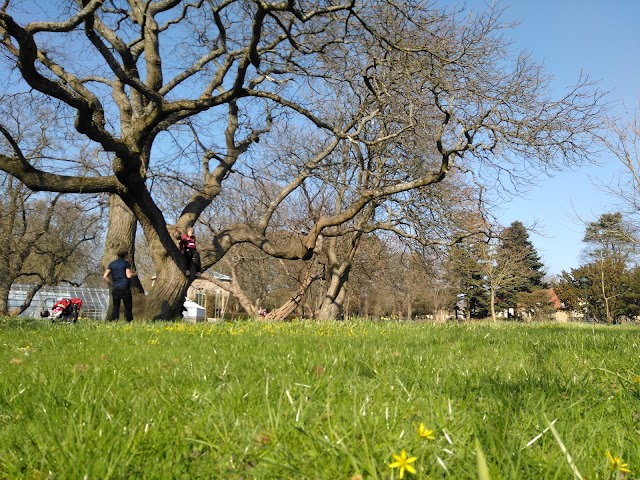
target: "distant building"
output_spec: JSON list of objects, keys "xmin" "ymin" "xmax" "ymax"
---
[
  {"xmin": 187, "ymin": 272, "xmax": 232, "ymax": 321},
  {"xmin": 546, "ymin": 288, "xmax": 569, "ymax": 322}
]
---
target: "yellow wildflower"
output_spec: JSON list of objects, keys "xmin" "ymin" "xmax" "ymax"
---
[
  {"xmin": 607, "ymin": 450, "xmax": 631, "ymax": 474},
  {"xmin": 388, "ymin": 449, "xmax": 417, "ymax": 478},
  {"xmin": 417, "ymin": 423, "xmax": 435, "ymax": 440}
]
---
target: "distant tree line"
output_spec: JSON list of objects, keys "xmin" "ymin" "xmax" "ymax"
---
[
  {"xmin": 4, "ymin": 172, "xmax": 640, "ymax": 325},
  {"xmin": 554, "ymin": 212, "xmax": 640, "ymax": 324}
]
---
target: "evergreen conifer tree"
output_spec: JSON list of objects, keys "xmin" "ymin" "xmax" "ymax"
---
[
  {"xmin": 496, "ymin": 221, "xmax": 546, "ymax": 311},
  {"xmin": 446, "ymin": 240, "xmax": 490, "ymax": 319},
  {"xmin": 583, "ymin": 212, "xmax": 638, "ymax": 263}
]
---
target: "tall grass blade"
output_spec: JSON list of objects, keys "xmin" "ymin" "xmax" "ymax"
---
[{"xmin": 475, "ymin": 437, "xmax": 491, "ymax": 480}]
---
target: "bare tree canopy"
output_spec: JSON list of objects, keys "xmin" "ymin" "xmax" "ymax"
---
[{"xmin": 0, "ymin": 0, "xmax": 608, "ymax": 319}]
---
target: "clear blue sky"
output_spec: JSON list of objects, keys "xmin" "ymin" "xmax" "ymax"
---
[{"xmin": 465, "ymin": 0, "xmax": 640, "ymax": 277}]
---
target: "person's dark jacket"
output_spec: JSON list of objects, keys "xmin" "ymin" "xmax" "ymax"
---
[{"xmin": 108, "ymin": 257, "xmax": 131, "ymax": 289}]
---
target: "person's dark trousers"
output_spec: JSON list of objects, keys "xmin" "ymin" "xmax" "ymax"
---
[
  {"xmin": 110, "ymin": 287, "xmax": 133, "ymax": 321},
  {"xmin": 192, "ymin": 250, "xmax": 201, "ymax": 273},
  {"xmin": 185, "ymin": 249, "xmax": 201, "ymax": 273}
]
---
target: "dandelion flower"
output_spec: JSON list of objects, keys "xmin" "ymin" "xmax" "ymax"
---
[
  {"xmin": 388, "ymin": 449, "xmax": 417, "ymax": 478},
  {"xmin": 607, "ymin": 450, "xmax": 631, "ymax": 474},
  {"xmin": 417, "ymin": 423, "xmax": 435, "ymax": 440}
]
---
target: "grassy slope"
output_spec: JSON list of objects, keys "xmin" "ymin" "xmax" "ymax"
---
[{"xmin": 0, "ymin": 319, "xmax": 638, "ymax": 479}]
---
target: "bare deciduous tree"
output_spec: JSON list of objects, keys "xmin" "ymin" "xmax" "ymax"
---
[
  {"xmin": 479, "ymin": 239, "xmax": 531, "ymax": 322},
  {"xmin": 0, "ymin": 182, "xmax": 101, "ymax": 315},
  {"xmin": 0, "ymin": 95, "xmax": 102, "ymax": 315},
  {"xmin": 0, "ymin": 1, "xmax": 607, "ymax": 319}
]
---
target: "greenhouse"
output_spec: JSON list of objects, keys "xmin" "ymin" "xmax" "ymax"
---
[{"xmin": 9, "ymin": 285, "xmax": 110, "ymax": 321}]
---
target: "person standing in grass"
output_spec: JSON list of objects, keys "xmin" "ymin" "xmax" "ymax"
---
[{"xmin": 103, "ymin": 247, "xmax": 134, "ymax": 321}]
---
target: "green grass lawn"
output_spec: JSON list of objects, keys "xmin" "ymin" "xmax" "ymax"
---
[{"xmin": 0, "ymin": 318, "xmax": 638, "ymax": 479}]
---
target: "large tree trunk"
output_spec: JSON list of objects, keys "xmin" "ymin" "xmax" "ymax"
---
[
  {"xmin": 102, "ymin": 195, "xmax": 147, "ymax": 319},
  {"xmin": 102, "ymin": 195, "xmax": 145, "ymax": 293},
  {"xmin": 316, "ymin": 263, "xmax": 350, "ymax": 320},
  {"xmin": 140, "ymin": 221, "xmax": 192, "ymax": 319},
  {"xmin": 315, "ymin": 231, "xmax": 360, "ymax": 321},
  {"xmin": 104, "ymin": 191, "xmax": 191, "ymax": 320},
  {"xmin": 146, "ymin": 266, "xmax": 190, "ymax": 319}
]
